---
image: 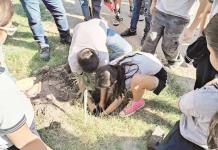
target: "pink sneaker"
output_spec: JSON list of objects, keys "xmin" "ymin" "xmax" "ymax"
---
[{"xmin": 119, "ymin": 99, "xmax": 145, "ymax": 117}]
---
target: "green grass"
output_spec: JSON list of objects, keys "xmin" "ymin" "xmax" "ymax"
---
[
  {"xmin": 4, "ymin": 0, "xmax": 69, "ymax": 79},
  {"xmin": 5, "ymin": 1, "xmax": 188, "ymax": 150}
]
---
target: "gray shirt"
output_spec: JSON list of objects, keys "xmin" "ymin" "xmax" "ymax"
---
[
  {"xmin": 156, "ymin": 0, "xmax": 196, "ymax": 19},
  {"xmin": 68, "ymin": 19, "xmax": 110, "ymax": 74},
  {"xmin": 110, "ymin": 52, "xmax": 163, "ymax": 89},
  {"xmin": 179, "ymin": 84, "xmax": 218, "ymax": 149}
]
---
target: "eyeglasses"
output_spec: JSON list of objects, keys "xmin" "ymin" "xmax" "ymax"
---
[{"xmin": 0, "ymin": 26, "xmax": 17, "ymax": 36}]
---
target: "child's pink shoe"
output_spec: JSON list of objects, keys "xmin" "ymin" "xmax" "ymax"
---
[{"xmin": 119, "ymin": 99, "xmax": 145, "ymax": 117}]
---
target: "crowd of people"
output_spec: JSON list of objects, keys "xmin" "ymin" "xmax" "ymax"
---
[{"xmin": 0, "ymin": 0, "xmax": 218, "ymax": 149}]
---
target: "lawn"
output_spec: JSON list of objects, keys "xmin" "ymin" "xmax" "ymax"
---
[{"xmin": 4, "ymin": 1, "xmax": 190, "ymax": 150}]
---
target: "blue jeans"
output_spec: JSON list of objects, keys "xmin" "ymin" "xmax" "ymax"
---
[
  {"xmin": 106, "ymin": 28, "xmax": 132, "ymax": 60},
  {"xmin": 156, "ymin": 122, "xmax": 204, "ymax": 150},
  {"xmin": 20, "ymin": 0, "xmax": 69, "ymax": 48},
  {"xmin": 80, "ymin": 0, "xmax": 102, "ymax": 20},
  {"xmin": 130, "ymin": 0, "xmax": 151, "ymax": 33}
]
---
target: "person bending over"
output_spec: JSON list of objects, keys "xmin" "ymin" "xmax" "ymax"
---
[
  {"xmin": 68, "ymin": 18, "xmax": 132, "ymax": 74},
  {"xmin": 91, "ymin": 52, "xmax": 167, "ymax": 117}
]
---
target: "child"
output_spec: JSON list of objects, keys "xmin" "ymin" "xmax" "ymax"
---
[
  {"xmin": 207, "ymin": 111, "xmax": 218, "ymax": 150},
  {"xmin": 94, "ymin": 52, "xmax": 167, "ymax": 117}
]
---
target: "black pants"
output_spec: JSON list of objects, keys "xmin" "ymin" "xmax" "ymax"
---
[{"xmin": 155, "ymin": 121, "xmax": 205, "ymax": 150}]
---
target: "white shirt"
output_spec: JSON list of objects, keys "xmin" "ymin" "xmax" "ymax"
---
[
  {"xmin": 110, "ymin": 52, "xmax": 163, "ymax": 89},
  {"xmin": 68, "ymin": 19, "xmax": 110, "ymax": 74},
  {"xmin": 0, "ymin": 72, "xmax": 34, "ymax": 149},
  {"xmin": 156, "ymin": 0, "xmax": 196, "ymax": 19}
]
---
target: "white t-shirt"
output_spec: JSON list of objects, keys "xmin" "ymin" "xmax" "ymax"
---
[
  {"xmin": 0, "ymin": 72, "xmax": 35, "ymax": 149},
  {"xmin": 68, "ymin": 19, "xmax": 110, "ymax": 74},
  {"xmin": 156, "ymin": 0, "xmax": 196, "ymax": 19},
  {"xmin": 211, "ymin": 0, "xmax": 218, "ymax": 18},
  {"xmin": 110, "ymin": 52, "xmax": 163, "ymax": 89}
]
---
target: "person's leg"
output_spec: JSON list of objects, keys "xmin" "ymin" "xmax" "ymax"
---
[
  {"xmin": 141, "ymin": 10, "xmax": 164, "ymax": 54},
  {"xmin": 42, "ymin": 0, "xmax": 71, "ymax": 44},
  {"xmin": 128, "ymin": 0, "xmax": 133, "ymax": 17},
  {"xmin": 121, "ymin": 0, "xmax": 143, "ymax": 36},
  {"xmin": 20, "ymin": 0, "xmax": 49, "ymax": 49},
  {"xmin": 112, "ymin": 0, "xmax": 123, "ymax": 26},
  {"xmin": 131, "ymin": 74, "xmax": 159, "ymax": 100},
  {"xmin": 92, "ymin": 0, "xmax": 102, "ymax": 19},
  {"xmin": 106, "ymin": 28, "xmax": 132, "ymax": 60},
  {"xmin": 80, "ymin": 0, "xmax": 91, "ymax": 20},
  {"xmin": 141, "ymin": 0, "xmax": 152, "ymax": 45},
  {"xmin": 120, "ymin": 74, "xmax": 159, "ymax": 117},
  {"xmin": 162, "ymin": 15, "xmax": 189, "ymax": 68},
  {"xmin": 20, "ymin": 0, "xmax": 50, "ymax": 61},
  {"xmin": 139, "ymin": 0, "xmax": 145, "ymax": 21}
]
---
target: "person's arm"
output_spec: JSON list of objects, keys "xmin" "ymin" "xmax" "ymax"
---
[
  {"xmin": 178, "ymin": 90, "xmax": 199, "ymax": 117},
  {"xmin": 199, "ymin": 2, "xmax": 212, "ymax": 32},
  {"xmin": 150, "ymin": 0, "xmax": 157, "ymax": 16},
  {"xmin": 99, "ymin": 88, "xmax": 108, "ymax": 109},
  {"xmin": 182, "ymin": 0, "xmax": 210, "ymax": 42},
  {"xmin": 7, "ymin": 123, "xmax": 52, "ymax": 150},
  {"xmin": 102, "ymin": 96, "xmax": 123, "ymax": 115}
]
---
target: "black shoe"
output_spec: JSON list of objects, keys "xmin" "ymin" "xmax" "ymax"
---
[
  {"xmin": 40, "ymin": 47, "xmax": 50, "ymax": 61},
  {"xmin": 121, "ymin": 28, "xmax": 136, "ymax": 37},
  {"xmin": 60, "ymin": 30, "xmax": 72, "ymax": 45}
]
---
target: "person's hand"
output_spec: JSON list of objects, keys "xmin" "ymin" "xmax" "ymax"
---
[
  {"xmin": 180, "ymin": 27, "xmax": 195, "ymax": 45},
  {"xmin": 206, "ymin": 78, "xmax": 218, "ymax": 86},
  {"xmin": 150, "ymin": 5, "xmax": 156, "ymax": 16}
]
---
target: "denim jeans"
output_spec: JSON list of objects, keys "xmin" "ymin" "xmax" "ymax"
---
[
  {"xmin": 130, "ymin": 0, "xmax": 151, "ymax": 33},
  {"xmin": 106, "ymin": 28, "xmax": 132, "ymax": 60},
  {"xmin": 20, "ymin": 0, "xmax": 70, "ymax": 48},
  {"xmin": 80, "ymin": 0, "xmax": 102, "ymax": 20},
  {"xmin": 155, "ymin": 122, "xmax": 204, "ymax": 150},
  {"xmin": 142, "ymin": 9, "xmax": 189, "ymax": 62}
]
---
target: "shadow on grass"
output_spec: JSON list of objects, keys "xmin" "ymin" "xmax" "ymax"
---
[
  {"xmin": 144, "ymin": 99, "xmax": 180, "ymax": 115},
  {"xmin": 38, "ymin": 123, "xmax": 151, "ymax": 150}
]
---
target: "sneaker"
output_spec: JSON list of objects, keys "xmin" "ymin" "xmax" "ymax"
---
[
  {"xmin": 60, "ymin": 30, "xmax": 72, "ymax": 45},
  {"xmin": 121, "ymin": 28, "xmax": 136, "ymax": 37},
  {"xmin": 40, "ymin": 47, "xmax": 50, "ymax": 61},
  {"xmin": 119, "ymin": 99, "xmax": 145, "ymax": 117},
  {"xmin": 166, "ymin": 56, "xmax": 184, "ymax": 70},
  {"xmin": 139, "ymin": 14, "xmax": 144, "ymax": 21},
  {"xmin": 113, "ymin": 14, "xmax": 123, "ymax": 26}
]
